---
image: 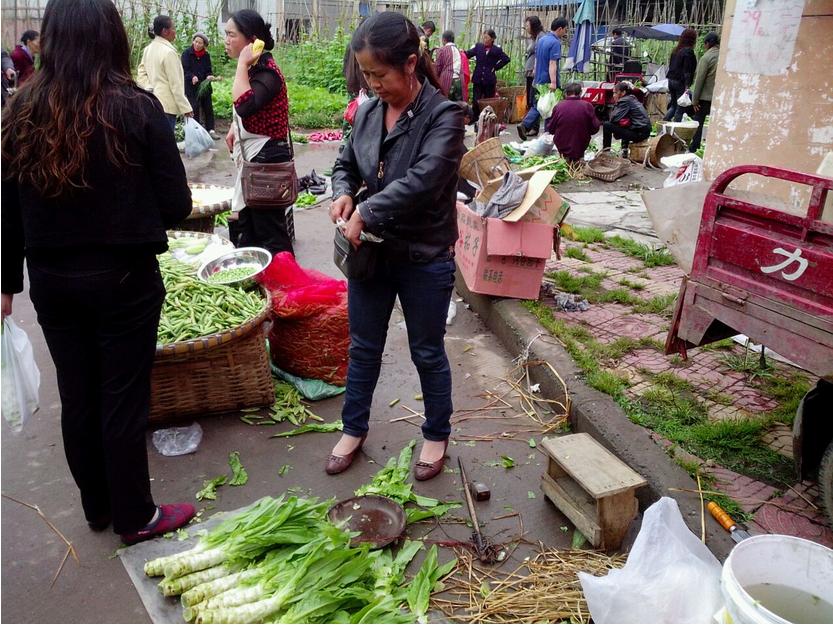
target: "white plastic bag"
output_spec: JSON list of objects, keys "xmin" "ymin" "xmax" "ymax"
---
[
  {"xmin": 1, "ymin": 318, "xmax": 40, "ymax": 431},
  {"xmin": 578, "ymin": 497, "xmax": 723, "ymax": 623},
  {"xmin": 663, "ymin": 154, "xmax": 704, "ymax": 187},
  {"xmin": 677, "ymin": 90, "xmax": 692, "ymax": 107},
  {"xmin": 537, "ymin": 90, "xmax": 557, "ymax": 119},
  {"xmin": 152, "ymin": 423, "xmax": 203, "ymax": 456},
  {"xmin": 184, "ymin": 117, "xmax": 214, "ymax": 158}
]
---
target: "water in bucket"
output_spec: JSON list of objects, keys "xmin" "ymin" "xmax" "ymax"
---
[{"xmin": 744, "ymin": 583, "xmax": 833, "ymax": 623}]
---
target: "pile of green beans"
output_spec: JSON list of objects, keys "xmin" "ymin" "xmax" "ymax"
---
[{"xmin": 157, "ymin": 255, "xmax": 266, "ymax": 344}]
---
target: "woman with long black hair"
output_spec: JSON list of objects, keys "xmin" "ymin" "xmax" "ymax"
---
[
  {"xmin": 664, "ymin": 27, "xmax": 698, "ymax": 122},
  {"xmin": 327, "ymin": 12, "xmax": 465, "ymax": 481},
  {"xmin": 1, "ymin": 0, "xmax": 194, "ymax": 544},
  {"xmin": 224, "ymin": 10, "xmax": 295, "ymax": 255}
]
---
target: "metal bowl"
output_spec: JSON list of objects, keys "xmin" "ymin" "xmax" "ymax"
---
[
  {"xmin": 327, "ymin": 495, "xmax": 406, "ymax": 548},
  {"xmin": 197, "ymin": 247, "xmax": 272, "ymax": 286}
]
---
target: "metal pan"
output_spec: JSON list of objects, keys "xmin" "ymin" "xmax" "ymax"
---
[{"xmin": 327, "ymin": 495, "xmax": 406, "ymax": 549}]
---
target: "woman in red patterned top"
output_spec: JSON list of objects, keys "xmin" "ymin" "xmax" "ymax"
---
[{"xmin": 224, "ymin": 10, "xmax": 294, "ymax": 254}]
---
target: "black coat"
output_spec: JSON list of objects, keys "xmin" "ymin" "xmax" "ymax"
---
[
  {"xmin": 610, "ymin": 94, "xmax": 651, "ymax": 132},
  {"xmin": 464, "ymin": 43, "xmax": 510, "ymax": 87},
  {"xmin": 331, "ymin": 81, "xmax": 465, "ymax": 262},
  {"xmin": 181, "ymin": 46, "xmax": 213, "ymax": 99},
  {"xmin": 1, "ymin": 91, "xmax": 191, "ymax": 294},
  {"xmin": 667, "ymin": 47, "xmax": 697, "ymax": 89}
]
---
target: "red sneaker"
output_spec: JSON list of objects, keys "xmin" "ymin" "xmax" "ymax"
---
[{"xmin": 120, "ymin": 503, "xmax": 196, "ymax": 545}]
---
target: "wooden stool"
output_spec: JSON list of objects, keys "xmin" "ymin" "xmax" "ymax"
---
[{"xmin": 540, "ymin": 433, "xmax": 646, "ymax": 550}]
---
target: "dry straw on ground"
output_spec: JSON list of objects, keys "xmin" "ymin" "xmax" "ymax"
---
[{"xmin": 435, "ymin": 547, "xmax": 625, "ymax": 623}]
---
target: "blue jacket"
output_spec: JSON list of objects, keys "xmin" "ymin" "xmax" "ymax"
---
[{"xmin": 464, "ymin": 43, "xmax": 510, "ymax": 86}]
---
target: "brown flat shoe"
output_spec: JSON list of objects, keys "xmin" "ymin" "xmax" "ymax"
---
[
  {"xmin": 325, "ymin": 435, "xmax": 367, "ymax": 475},
  {"xmin": 414, "ymin": 439, "xmax": 449, "ymax": 481}
]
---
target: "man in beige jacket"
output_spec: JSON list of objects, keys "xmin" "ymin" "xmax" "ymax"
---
[{"xmin": 137, "ymin": 15, "xmax": 192, "ymax": 132}]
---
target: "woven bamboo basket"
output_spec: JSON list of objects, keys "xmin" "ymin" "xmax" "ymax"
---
[
  {"xmin": 477, "ymin": 96, "xmax": 510, "ymax": 123},
  {"xmin": 497, "ymin": 86, "xmax": 527, "ymax": 122},
  {"xmin": 459, "ymin": 137, "xmax": 511, "ymax": 189},
  {"xmin": 628, "ymin": 134, "xmax": 684, "ymax": 168},
  {"xmin": 175, "ymin": 184, "xmax": 233, "ymax": 233},
  {"xmin": 149, "ymin": 288, "xmax": 273, "ymax": 424},
  {"xmin": 584, "ymin": 150, "xmax": 631, "ymax": 182}
]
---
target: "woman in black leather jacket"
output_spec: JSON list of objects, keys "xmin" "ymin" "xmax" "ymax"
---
[{"xmin": 328, "ymin": 11, "xmax": 465, "ymax": 481}]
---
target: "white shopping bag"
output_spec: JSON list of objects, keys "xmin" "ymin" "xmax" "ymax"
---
[
  {"xmin": 677, "ymin": 90, "xmax": 692, "ymax": 107},
  {"xmin": 184, "ymin": 117, "xmax": 214, "ymax": 158},
  {"xmin": 1, "ymin": 318, "xmax": 40, "ymax": 431}
]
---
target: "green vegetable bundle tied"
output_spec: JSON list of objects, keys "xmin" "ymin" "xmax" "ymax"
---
[{"xmin": 156, "ymin": 255, "xmax": 265, "ymax": 344}]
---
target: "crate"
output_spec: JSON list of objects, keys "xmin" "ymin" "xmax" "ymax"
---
[
  {"xmin": 540, "ymin": 433, "xmax": 646, "ymax": 550},
  {"xmin": 149, "ymin": 295, "xmax": 273, "ymax": 424},
  {"xmin": 497, "ymin": 86, "xmax": 527, "ymax": 122}
]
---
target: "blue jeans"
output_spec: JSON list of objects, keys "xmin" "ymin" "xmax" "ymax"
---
[
  {"xmin": 521, "ymin": 83, "xmax": 546, "ymax": 130},
  {"xmin": 341, "ymin": 254, "xmax": 455, "ymax": 441},
  {"xmin": 166, "ymin": 113, "xmax": 177, "ymax": 133}
]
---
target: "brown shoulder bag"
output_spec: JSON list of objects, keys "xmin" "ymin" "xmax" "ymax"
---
[{"xmin": 235, "ymin": 115, "xmax": 299, "ymax": 209}]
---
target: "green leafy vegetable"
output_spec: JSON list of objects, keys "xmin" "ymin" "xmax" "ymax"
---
[
  {"xmin": 528, "ymin": 438, "xmax": 537, "ymax": 448},
  {"xmin": 196, "ymin": 475, "xmax": 227, "ymax": 501},
  {"xmin": 228, "ymin": 452, "xmax": 248, "ymax": 486},
  {"xmin": 278, "ymin": 464, "xmax": 292, "ymax": 477},
  {"xmin": 270, "ymin": 420, "xmax": 343, "ymax": 438},
  {"xmin": 406, "ymin": 545, "xmax": 457, "ymax": 623},
  {"xmin": 500, "ymin": 455, "xmax": 516, "ymax": 469}
]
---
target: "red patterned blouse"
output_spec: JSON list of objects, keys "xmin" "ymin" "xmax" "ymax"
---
[{"xmin": 233, "ymin": 53, "xmax": 289, "ymax": 141}]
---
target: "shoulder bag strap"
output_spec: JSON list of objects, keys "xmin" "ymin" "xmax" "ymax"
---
[{"xmin": 234, "ymin": 113, "xmax": 250, "ymax": 163}]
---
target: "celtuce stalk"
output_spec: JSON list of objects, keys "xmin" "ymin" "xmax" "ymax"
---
[
  {"xmin": 163, "ymin": 547, "xmax": 227, "ymax": 579},
  {"xmin": 196, "ymin": 590, "xmax": 293, "ymax": 624},
  {"xmin": 144, "ymin": 544, "xmax": 208, "ymax": 577},
  {"xmin": 180, "ymin": 568, "xmax": 261, "ymax": 608},
  {"xmin": 159, "ymin": 564, "xmax": 233, "ymax": 597}
]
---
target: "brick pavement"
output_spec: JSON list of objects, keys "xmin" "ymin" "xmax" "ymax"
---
[{"xmin": 539, "ymin": 235, "xmax": 832, "ymax": 547}]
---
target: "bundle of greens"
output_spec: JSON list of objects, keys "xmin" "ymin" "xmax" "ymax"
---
[
  {"xmin": 240, "ymin": 381, "xmax": 323, "ymax": 427},
  {"xmin": 355, "ymin": 440, "xmax": 460, "ymax": 524},
  {"xmin": 515, "ymin": 154, "xmax": 573, "ymax": 185},
  {"xmin": 144, "ymin": 494, "xmax": 457, "ymax": 623}
]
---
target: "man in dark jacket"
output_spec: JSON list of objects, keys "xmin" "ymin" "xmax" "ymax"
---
[
  {"xmin": 607, "ymin": 28, "xmax": 630, "ymax": 81},
  {"xmin": 546, "ymin": 82, "xmax": 600, "ymax": 163},
  {"xmin": 181, "ymin": 33, "xmax": 218, "ymax": 139},
  {"xmin": 602, "ymin": 81, "xmax": 651, "ymax": 157}
]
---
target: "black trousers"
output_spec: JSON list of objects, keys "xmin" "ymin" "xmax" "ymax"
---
[
  {"xmin": 230, "ymin": 140, "xmax": 295, "ymax": 255},
  {"xmin": 187, "ymin": 88, "xmax": 215, "ymax": 132},
  {"xmin": 602, "ymin": 122, "xmax": 650, "ymax": 151},
  {"xmin": 472, "ymin": 82, "xmax": 496, "ymax": 120},
  {"xmin": 689, "ymin": 99, "xmax": 711, "ymax": 153},
  {"xmin": 28, "ymin": 255, "xmax": 162, "ymax": 534}
]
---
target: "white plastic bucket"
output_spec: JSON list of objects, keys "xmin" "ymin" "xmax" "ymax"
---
[{"xmin": 721, "ymin": 534, "xmax": 833, "ymax": 623}]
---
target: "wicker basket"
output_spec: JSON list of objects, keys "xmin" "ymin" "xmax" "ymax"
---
[
  {"xmin": 584, "ymin": 151, "xmax": 631, "ymax": 182},
  {"xmin": 459, "ymin": 137, "xmax": 511, "ymax": 189},
  {"xmin": 497, "ymin": 86, "xmax": 527, "ymax": 122},
  {"xmin": 149, "ymin": 291, "xmax": 273, "ymax": 424},
  {"xmin": 477, "ymin": 97, "xmax": 510, "ymax": 123},
  {"xmin": 175, "ymin": 184, "xmax": 233, "ymax": 233}
]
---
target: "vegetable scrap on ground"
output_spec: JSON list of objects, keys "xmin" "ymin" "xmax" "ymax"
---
[
  {"xmin": 157, "ymin": 254, "xmax": 265, "ymax": 344},
  {"xmin": 240, "ymin": 380, "xmax": 324, "ymax": 427},
  {"xmin": 435, "ymin": 548, "xmax": 625, "ymax": 624}
]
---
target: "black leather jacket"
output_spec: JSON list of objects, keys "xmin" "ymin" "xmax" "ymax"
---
[{"xmin": 331, "ymin": 80, "xmax": 465, "ymax": 262}]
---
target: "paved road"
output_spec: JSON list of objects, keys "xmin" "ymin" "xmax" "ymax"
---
[{"xmin": 1, "ymin": 143, "xmax": 574, "ymax": 623}]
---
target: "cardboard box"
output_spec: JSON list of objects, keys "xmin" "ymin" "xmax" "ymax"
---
[
  {"xmin": 455, "ymin": 202, "xmax": 554, "ymax": 299},
  {"xmin": 474, "ymin": 167, "xmax": 570, "ymax": 226}
]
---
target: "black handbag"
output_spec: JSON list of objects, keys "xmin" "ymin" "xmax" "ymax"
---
[
  {"xmin": 235, "ymin": 115, "xmax": 298, "ymax": 209},
  {"xmin": 333, "ymin": 227, "xmax": 379, "ymax": 280}
]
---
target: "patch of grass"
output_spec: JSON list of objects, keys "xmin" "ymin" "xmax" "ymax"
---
[
  {"xmin": 564, "ymin": 246, "xmax": 591, "ymax": 262},
  {"xmin": 705, "ymin": 391, "xmax": 734, "ymax": 406},
  {"xmin": 618, "ymin": 277, "xmax": 646, "ymax": 291},
  {"xmin": 565, "ymin": 225, "xmax": 605, "ymax": 243},
  {"xmin": 586, "ymin": 369, "xmax": 631, "ymax": 398},
  {"xmin": 545, "ymin": 270, "xmax": 604, "ymax": 295},
  {"xmin": 632, "ymin": 293, "xmax": 678, "ymax": 315},
  {"xmin": 577, "ymin": 266, "xmax": 596, "ymax": 274},
  {"xmin": 597, "ymin": 288, "xmax": 641, "ymax": 306},
  {"xmin": 653, "ymin": 371, "xmax": 694, "ymax": 392},
  {"xmin": 669, "ymin": 354, "xmax": 686, "ymax": 367},
  {"xmin": 700, "ymin": 338, "xmax": 736, "ymax": 351},
  {"xmin": 759, "ymin": 375, "xmax": 810, "ymax": 425},
  {"xmin": 720, "ymin": 350, "xmax": 775, "ymax": 381},
  {"xmin": 605, "ymin": 235, "xmax": 676, "ymax": 267}
]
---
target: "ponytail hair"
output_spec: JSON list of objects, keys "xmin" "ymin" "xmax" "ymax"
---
[
  {"xmin": 148, "ymin": 15, "xmax": 172, "ymax": 40},
  {"xmin": 229, "ymin": 9, "xmax": 275, "ymax": 50},
  {"xmin": 351, "ymin": 11, "xmax": 441, "ymax": 91}
]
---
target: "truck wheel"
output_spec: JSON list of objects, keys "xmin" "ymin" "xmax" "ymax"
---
[{"xmin": 820, "ymin": 440, "xmax": 833, "ymax": 529}]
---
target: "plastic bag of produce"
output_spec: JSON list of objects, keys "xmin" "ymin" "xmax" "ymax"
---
[
  {"xmin": 1, "ymin": 318, "xmax": 40, "ymax": 432},
  {"xmin": 258, "ymin": 253, "xmax": 348, "ymax": 385},
  {"xmin": 537, "ymin": 90, "xmax": 558, "ymax": 119},
  {"xmin": 578, "ymin": 497, "xmax": 722, "ymax": 623},
  {"xmin": 184, "ymin": 117, "xmax": 214, "ymax": 158}
]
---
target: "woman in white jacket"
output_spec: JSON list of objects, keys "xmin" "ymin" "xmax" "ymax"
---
[{"xmin": 137, "ymin": 15, "xmax": 192, "ymax": 131}]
